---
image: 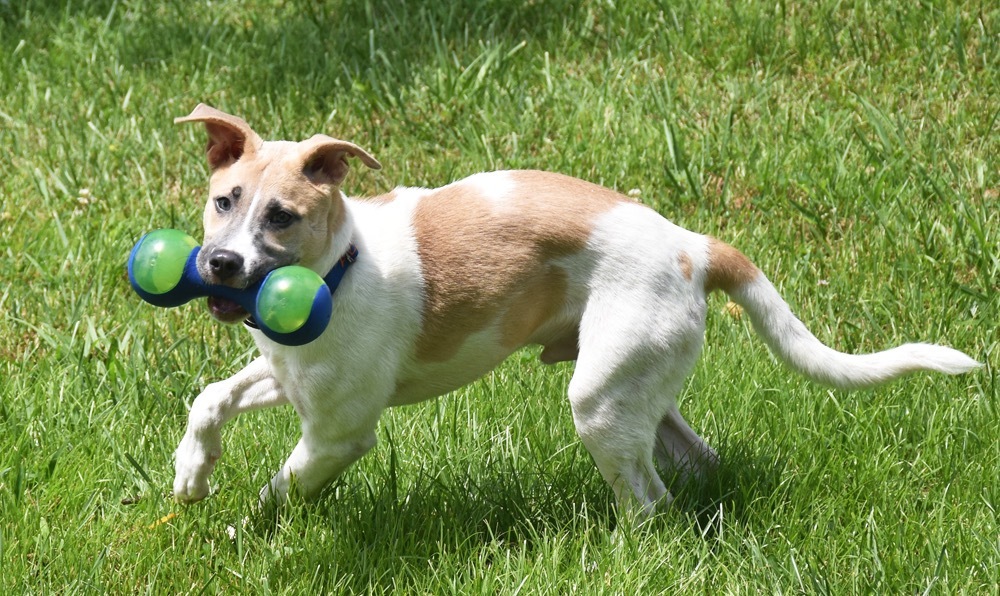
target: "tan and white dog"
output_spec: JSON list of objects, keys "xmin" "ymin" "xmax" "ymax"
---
[{"xmin": 169, "ymin": 104, "xmax": 979, "ymax": 516}]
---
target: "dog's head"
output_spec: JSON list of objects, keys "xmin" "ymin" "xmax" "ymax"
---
[{"xmin": 175, "ymin": 104, "xmax": 380, "ymax": 322}]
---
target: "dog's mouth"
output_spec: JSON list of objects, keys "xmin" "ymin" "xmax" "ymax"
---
[{"xmin": 207, "ymin": 296, "xmax": 250, "ymax": 324}]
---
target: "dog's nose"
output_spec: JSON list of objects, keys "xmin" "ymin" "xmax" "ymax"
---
[{"xmin": 207, "ymin": 249, "xmax": 244, "ymax": 281}]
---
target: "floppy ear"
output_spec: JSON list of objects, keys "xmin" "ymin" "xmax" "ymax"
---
[
  {"xmin": 174, "ymin": 104, "xmax": 263, "ymax": 170},
  {"xmin": 299, "ymin": 134, "xmax": 382, "ymax": 187}
]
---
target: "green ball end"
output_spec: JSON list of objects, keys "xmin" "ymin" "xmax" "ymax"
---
[
  {"xmin": 132, "ymin": 229, "xmax": 199, "ymax": 295},
  {"xmin": 256, "ymin": 266, "xmax": 326, "ymax": 334}
]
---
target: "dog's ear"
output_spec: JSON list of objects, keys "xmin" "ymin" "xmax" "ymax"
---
[
  {"xmin": 174, "ymin": 104, "xmax": 262, "ymax": 170},
  {"xmin": 299, "ymin": 134, "xmax": 382, "ymax": 187}
]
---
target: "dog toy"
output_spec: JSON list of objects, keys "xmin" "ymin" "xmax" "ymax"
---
[{"xmin": 128, "ymin": 229, "xmax": 338, "ymax": 346}]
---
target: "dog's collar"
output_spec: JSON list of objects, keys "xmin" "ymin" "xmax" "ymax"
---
[
  {"xmin": 321, "ymin": 243, "xmax": 360, "ymax": 291},
  {"xmin": 244, "ymin": 243, "xmax": 359, "ymax": 331}
]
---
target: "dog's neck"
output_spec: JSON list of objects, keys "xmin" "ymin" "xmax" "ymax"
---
[{"xmin": 316, "ymin": 190, "xmax": 358, "ymax": 276}]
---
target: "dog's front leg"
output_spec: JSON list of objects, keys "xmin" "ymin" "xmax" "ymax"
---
[
  {"xmin": 259, "ymin": 419, "xmax": 379, "ymax": 505},
  {"xmin": 174, "ymin": 356, "xmax": 287, "ymax": 502}
]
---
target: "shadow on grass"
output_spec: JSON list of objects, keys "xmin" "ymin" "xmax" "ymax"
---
[
  {"xmin": 4, "ymin": 0, "xmax": 590, "ymax": 91},
  {"xmin": 666, "ymin": 440, "xmax": 791, "ymax": 537},
  {"xmin": 222, "ymin": 436, "xmax": 793, "ymax": 591},
  {"xmin": 259, "ymin": 454, "xmax": 615, "ymax": 542},
  {"xmin": 249, "ymin": 437, "xmax": 789, "ymax": 548}
]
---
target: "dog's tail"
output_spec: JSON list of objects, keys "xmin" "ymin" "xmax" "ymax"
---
[{"xmin": 705, "ymin": 238, "xmax": 980, "ymax": 390}]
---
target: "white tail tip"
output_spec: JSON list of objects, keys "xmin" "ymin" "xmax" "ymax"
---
[{"xmin": 908, "ymin": 344, "xmax": 982, "ymax": 376}]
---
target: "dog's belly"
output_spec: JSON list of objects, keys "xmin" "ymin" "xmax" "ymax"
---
[
  {"xmin": 389, "ymin": 318, "xmax": 578, "ymax": 406},
  {"xmin": 390, "ymin": 329, "xmax": 516, "ymax": 405}
]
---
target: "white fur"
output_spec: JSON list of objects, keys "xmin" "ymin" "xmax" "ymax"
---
[
  {"xmin": 460, "ymin": 170, "xmax": 518, "ymax": 206},
  {"xmin": 221, "ymin": 187, "xmax": 269, "ymax": 274},
  {"xmin": 729, "ymin": 276, "xmax": 982, "ymax": 390},
  {"xmin": 172, "ymin": 170, "xmax": 980, "ymax": 517}
]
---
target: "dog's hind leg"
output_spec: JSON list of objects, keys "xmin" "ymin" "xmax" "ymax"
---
[
  {"xmin": 567, "ymin": 298, "xmax": 705, "ymax": 518},
  {"xmin": 569, "ymin": 372, "xmax": 692, "ymax": 518},
  {"xmin": 653, "ymin": 404, "xmax": 718, "ymax": 485}
]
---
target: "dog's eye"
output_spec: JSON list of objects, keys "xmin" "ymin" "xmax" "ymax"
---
[
  {"xmin": 270, "ymin": 210, "xmax": 295, "ymax": 227},
  {"xmin": 215, "ymin": 197, "xmax": 232, "ymax": 213}
]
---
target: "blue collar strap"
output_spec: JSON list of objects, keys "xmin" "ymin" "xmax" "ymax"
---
[
  {"xmin": 323, "ymin": 243, "xmax": 359, "ymax": 290},
  {"xmin": 245, "ymin": 243, "xmax": 359, "ymax": 330}
]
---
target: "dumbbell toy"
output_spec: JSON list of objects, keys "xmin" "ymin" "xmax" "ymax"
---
[{"xmin": 128, "ymin": 229, "xmax": 339, "ymax": 346}]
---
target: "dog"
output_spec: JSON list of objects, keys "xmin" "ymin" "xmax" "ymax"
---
[{"xmin": 168, "ymin": 104, "xmax": 979, "ymax": 516}]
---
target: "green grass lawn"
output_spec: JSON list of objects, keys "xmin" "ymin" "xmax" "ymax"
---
[{"xmin": 1, "ymin": 0, "xmax": 996, "ymax": 592}]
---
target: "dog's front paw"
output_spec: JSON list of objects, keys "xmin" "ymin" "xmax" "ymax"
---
[{"xmin": 173, "ymin": 434, "xmax": 219, "ymax": 503}]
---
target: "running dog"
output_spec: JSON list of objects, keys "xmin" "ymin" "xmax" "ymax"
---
[{"xmin": 169, "ymin": 104, "xmax": 979, "ymax": 516}]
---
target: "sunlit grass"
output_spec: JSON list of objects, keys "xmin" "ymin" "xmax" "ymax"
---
[{"xmin": 1, "ymin": 0, "xmax": 996, "ymax": 592}]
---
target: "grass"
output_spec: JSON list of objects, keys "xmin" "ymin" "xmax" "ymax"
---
[{"xmin": 1, "ymin": 0, "xmax": 996, "ymax": 592}]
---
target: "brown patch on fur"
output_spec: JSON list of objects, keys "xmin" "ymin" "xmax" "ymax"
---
[
  {"xmin": 677, "ymin": 251, "xmax": 693, "ymax": 281},
  {"xmin": 499, "ymin": 265, "xmax": 569, "ymax": 350},
  {"xmin": 412, "ymin": 171, "xmax": 623, "ymax": 362},
  {"xmin": 704, "ymin": 238, "xmax": 759, "ymax": 294}
]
